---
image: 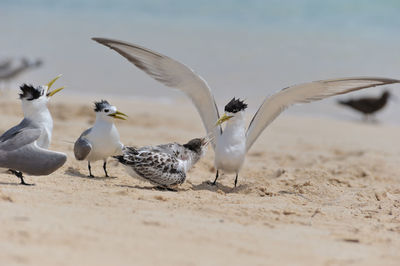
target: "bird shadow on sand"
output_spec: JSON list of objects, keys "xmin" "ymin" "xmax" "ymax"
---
[
  {"xmin": 64, "ymin": 167, "xmax": 117, "ymax": 180},
  {"xmin": 190, "ymin": 180, "xmax": 248, "ymax": 194},
  {"xmin": 0, "ymin": 181, "xmax": 30, "ymax": 186},
  {"xmin": 0, "ymin": 171, "xmax": 35, "ymax": 186},
  {"xmin": 116, "ymin": 184, "xmax": 178, "ymax": 192}
]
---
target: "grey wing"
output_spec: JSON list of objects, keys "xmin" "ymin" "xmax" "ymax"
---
[
  {"xmin": 0, "ymin": 143, "xmax": 67, "ymax": 176},
  {"xmin": 92, "ymin": 38, "xmax": 221, "ymax": 149},
  {"xmin": 125, "ymin": 150, "xmax": 186, "ymax": 186},
  {"xmin": 246, "ymin": 77, "xmax": 400, "ymax": 151},
  {"xmin": 0, "ymin": 118, "xmax": 36, "ymax": 142},
  {"xmin": 0, "ymin": 128, "xmax": 42, "ymax": 151},
  {"xmin": 74, "ymin": 129, "xmax": 92, "ymax": 160}
]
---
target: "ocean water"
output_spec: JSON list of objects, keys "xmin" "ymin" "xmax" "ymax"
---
[{"xmin": 1, "ymin": 0, "xmax": 399, "ymax": 124}]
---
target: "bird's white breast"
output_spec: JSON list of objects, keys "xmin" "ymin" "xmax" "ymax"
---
[
  {"xmin": 86, "ymin": 122, "xmax": 122, "ymax": 162},
  {"xmin": 33, "ymin": 109, "xmax": 53, "ymax": 149},
  {"xmin": 215, "ymin": 119, "xmax": 246, "ymax": 174}
]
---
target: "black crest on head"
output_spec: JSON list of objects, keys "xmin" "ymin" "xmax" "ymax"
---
[
  {"xmin": 224, "ymin": 97, "xmax": 247, "ymax": 113},
  {"xmin": 19, "ymin": 84, "xmax": 44, "ymax": 101},
  {"xmin": 94, "ymin": 100, "xmax": 111, "ymax": 112},
  {"xmin": 183, "ymin": 138, "xmax": 202, "ymax": 153}
]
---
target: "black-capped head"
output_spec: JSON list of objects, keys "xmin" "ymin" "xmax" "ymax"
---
[
  {"xmin": 93, "ymin": 100, "xmax": 128, "ymax": 121},
  {"xmin": 19, "ymin": 84, "xmax": 44, "ymax": 101},
  {"xmin": 183, "ymin": 138, "xmax": 204, "ymax": 154},
  {"xmin": 224, "ymin": 97, "xmax": 248, "ymax": 113},
  {"xmin": 94, "ymin": 100, "xmax": 112, "ymax": 112}
]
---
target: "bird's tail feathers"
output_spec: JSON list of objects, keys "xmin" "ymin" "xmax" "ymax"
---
[{"xmin": 113, "ymin": 146, "xmax": 139, "ymax": 163}]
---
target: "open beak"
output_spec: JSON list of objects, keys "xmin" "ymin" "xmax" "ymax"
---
[
  {"xmin": 46, "ymin": 74, "xmax": 65, "ymax": 97},
  {"xmin": 215, "ymin": 113, "xmax": 233, "ymax": 126},
  {"xmin": 201, "ymin": 132, "xmax": 215, "ymax": 147},
  {"xmin": 108, "ymin": 110, "xmax": 128, "ymax": 120}
]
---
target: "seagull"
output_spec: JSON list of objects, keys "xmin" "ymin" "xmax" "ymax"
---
[
  {"xmin": 114, "ymin": 136, "xmax": 211, "ymax": 190},
  {"xmin": 0, "ymin": 76, "xmax": 66, "ymax": 185},
  {"xmin": 74, "ymin": 100, "xmax": 127, "ymax": 177},
  {"xmin": 338, "ymin": 90, "xmax": 393, "ymax": 121},
  {"xmin": 92, "ymin": 37, "xmax": 400, "ymax": 187}
]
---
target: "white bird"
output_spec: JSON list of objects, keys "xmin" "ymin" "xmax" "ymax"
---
[
  {"xmin": 114, "ymin": 136, "xmax": 211, "ymax": 190},
  {"xmin": 74, "ymin": 100, "xmax": 127, "ymax": 177},
  {"xmin": 0, "ymin": 76, "xmax": 66, "ymax": 185},
  {"xmin": 92, "ymin": 37, "xmax": 400, "ymax": 187}
]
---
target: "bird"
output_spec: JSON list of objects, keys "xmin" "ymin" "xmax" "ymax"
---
[
  {"xmin": 0, "ymin": 75, "xmax": 67, "ymax": 185},
  {"xmin": 338, "ymin": 90, "xmax": 392, "ymax": 121},
  {"xmin": 74, "ymin": 100, "xmax": 127, "ymax": 178},
  {"xmin": 92, "ymin": 37, "xmax": 400, "ymax": 187},
  {"xmin": 114, "ymin": 136, "xmax": 212, "ymax": 190},
  {"xmin": 0, "ymin": 58, "xmax": 12, "ymax": 70},
  {"xmin": 0, "ymin": 58, "xmax": 42, "ymax": 86}
]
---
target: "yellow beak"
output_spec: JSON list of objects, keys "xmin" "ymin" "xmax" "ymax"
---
[
  {"xmin": 47, "ymin": 74, "xmax": 62, "ymax": 89},
  {"xmin": 47, "ymin": 86, "xmax": 65, "ymax": 97},
  {"xmin": 46, "ymin": 75, "xmax": 65, "ymax": 97},
  {"xmin": 108, "ymin": 110, "xmax": 128, "ymax": 120},
  {"xmin": 215, "ymin": 113, "xmax": 233, "ymax": 126}
]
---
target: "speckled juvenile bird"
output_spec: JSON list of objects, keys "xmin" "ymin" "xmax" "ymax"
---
[
  {"xmin": 114, "ymin": 136, "xmax": 212, "ymax": 190},
  {"xmin": 74, "ymin": 100, "xmax": 127, "ymax": 177}
]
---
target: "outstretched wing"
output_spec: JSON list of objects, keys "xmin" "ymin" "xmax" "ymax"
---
[
  {"xmin": 0, "ymin": 144, "xmax": 67, "ymax": 176},
  {"xmin": 246, "ymin": 77, "xmax": 400, "ymax": 151},
  {"xmin": 92, "ymin": 37, "xmax": 221, "ymax": 148},
  {"xmin": 0, "ymin": 128, "xmax": 67, "ymax": 175}
]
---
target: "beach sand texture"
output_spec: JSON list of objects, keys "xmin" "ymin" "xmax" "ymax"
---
[{"xmin": 0, "ymin": 93, "xmax": 399, "ymax": 265}]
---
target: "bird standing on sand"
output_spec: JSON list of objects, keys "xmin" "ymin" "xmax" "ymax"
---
[
  {"xmin": 114, "ymin": 137, "xmax": 211, "ymax": 190},
  {"xmin": 338, "ymin": 90, "xmax": 393, "ymax": 121},
  {"xmin": 0, "ymin": 76, "xmax": 66, "ymax": 185},
  {"xmin": 74, "ymin": 100, "xmax": 127, "ymax": 177},
  {"xmin": 92, "ymin": 37, "xmax": 400, "ymax": 187}
]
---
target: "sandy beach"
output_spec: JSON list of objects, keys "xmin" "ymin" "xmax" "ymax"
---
[{"xmin": 0, "ymin": 92, "xmax": 399, "ymax": 266}]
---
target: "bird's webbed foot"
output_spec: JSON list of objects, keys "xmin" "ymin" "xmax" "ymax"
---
[{"xmin": 8, "ymin": 169, "xmax": 35, "ymax": 186}]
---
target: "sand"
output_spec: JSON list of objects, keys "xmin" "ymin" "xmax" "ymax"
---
[{"xmin": 0, "ymin": 92, "xmax": 399, "ymax": 266}]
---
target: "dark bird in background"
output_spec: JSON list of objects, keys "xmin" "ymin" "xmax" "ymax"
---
[
  {"xmin": 0, "ymin": 58, "xmax": 43, "ymax": 89},
  {"xmin": 337, "ymin": 90, "xmax": 393, "ymax": 121},
  {"xmin": 0, "ymin": 58, "xmax": 12, "ymax": 70}
]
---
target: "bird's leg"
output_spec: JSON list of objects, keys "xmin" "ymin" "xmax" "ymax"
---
[
  {"xmin": 211, "ymin": 170, "xmax": 219, "ymax": 185},
  {"xmin": 8, "ymin": 169, "xmax": 34, "ymax": 186},
  {"xmin": 103, "ymin": 160, "xmax": 109, "ymax": 177},
  {"xmin": 234, "ymin": 173, "xmax": 239, "ymax": 188},
  {"xmin": 88, "ymin": 162, "xmax": 94, "ymax": 177}
]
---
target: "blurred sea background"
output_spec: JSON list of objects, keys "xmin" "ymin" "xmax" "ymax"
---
[{"xmin": 1, "ymin": 0, "xmax": 399, "ymax": 124}]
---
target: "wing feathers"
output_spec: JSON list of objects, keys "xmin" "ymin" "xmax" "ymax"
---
[
  {"xmin": 246, "ymin": 77, "xmax": 400, "ymax": 151},
  {"xmin": 92, "ymin": 37, "xmax": 221, "ymax": 147}
]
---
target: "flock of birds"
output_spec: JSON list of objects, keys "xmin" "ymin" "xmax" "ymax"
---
[{"xmin": 0, "ymin": 37, "xmax": 398, "ymax": 189}]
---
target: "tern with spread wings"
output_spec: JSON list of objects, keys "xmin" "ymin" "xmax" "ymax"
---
[{"xmin": 93, "ymin": 37, "xmax": 400, "ymax": 187}]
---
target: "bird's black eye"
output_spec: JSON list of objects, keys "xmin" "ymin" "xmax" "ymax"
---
[{"xmin": 104, "ymin": 109, "xmax": 109, "ymax": 113}]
